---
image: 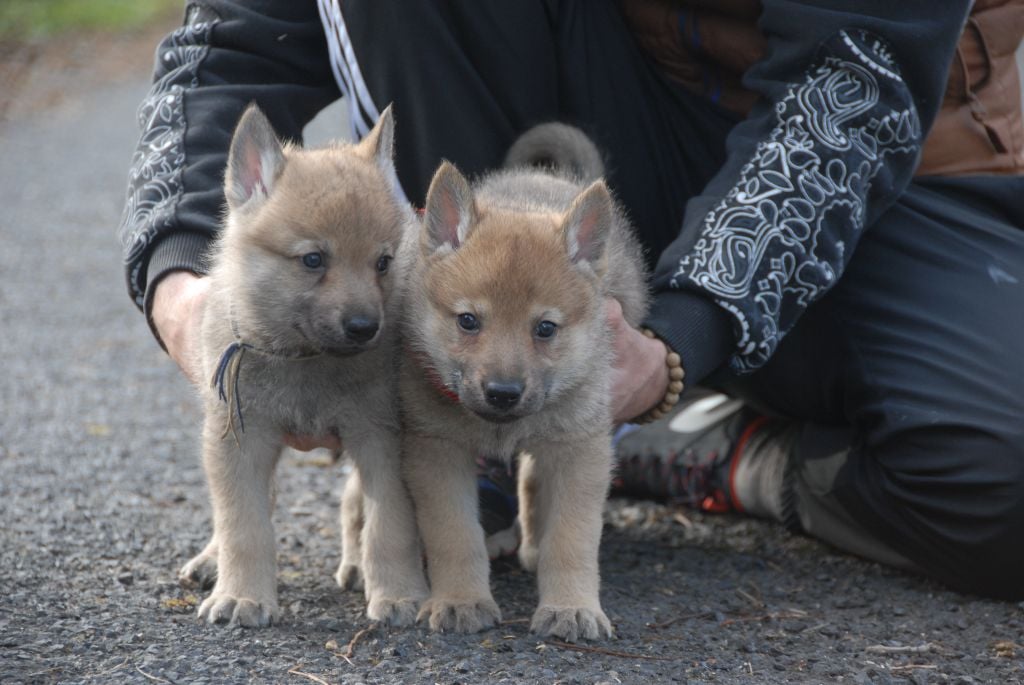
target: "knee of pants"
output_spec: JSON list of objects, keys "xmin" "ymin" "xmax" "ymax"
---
[{"xmin": 863, "ymin": 428, "xmax": 1024, "ymax": 600}]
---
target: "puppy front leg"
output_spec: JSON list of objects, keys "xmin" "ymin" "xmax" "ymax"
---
[
  {"xmin": 405, "ymin": 435, "xmax": 500, "ymax": 633},
  {"xmin": 347, "ymin": 431, "xmax": 429, "ymax": 626},
  {"xmin": 528, "ymin": 435, "xmax": 613, "ymax": 641},
  {"xmin": 335, "ymin": 467, "xmax": 365, "ymax": 591},
  {"xmin": 196, "ymin": 417, "xmax": 282, "ymax": 628}
]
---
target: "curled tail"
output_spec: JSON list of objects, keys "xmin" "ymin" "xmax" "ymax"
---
[{"xmin": 504, "ymin": 122, "xmax": 604, "ymax": 181}]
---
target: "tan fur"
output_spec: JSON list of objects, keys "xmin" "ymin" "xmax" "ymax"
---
[
  {"xmin": 179, "ymin": 104, "xmax": 427, "ymax": 628},
  {"xmin": 402, "ymin": 128, "xmax": 649, "ymax": 642}
]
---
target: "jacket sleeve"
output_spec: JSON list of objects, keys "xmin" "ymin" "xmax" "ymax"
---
[
  {"xmin": 118, "ymin": 0, "xmax": 340, "ymax": 341},
  {"xmin": 643, "ymin": 2, "xmax": 971, "ymax": 381}
]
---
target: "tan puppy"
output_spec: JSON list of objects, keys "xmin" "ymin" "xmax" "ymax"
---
[
  {"xmin": 401, "ymin": 125, "xmax": 649, "ymax": 642},
  {"xmin": 178, "ymin": 104, "xmax": 427, "ymax": 627}
]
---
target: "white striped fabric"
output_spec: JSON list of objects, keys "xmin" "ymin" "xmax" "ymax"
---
[{"xmin": 316, "ymin": 0, "xmax": 409, "ymax": 204}]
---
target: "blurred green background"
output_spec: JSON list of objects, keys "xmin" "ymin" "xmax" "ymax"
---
[{"xmin": 0, "ymin": 0, "xmax": 179, "ymax": 40}]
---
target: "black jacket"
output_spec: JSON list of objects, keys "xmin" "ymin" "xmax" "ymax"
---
[{"xmin": 119, "ymin": 0, "xmax": 969, "ymax": 379}]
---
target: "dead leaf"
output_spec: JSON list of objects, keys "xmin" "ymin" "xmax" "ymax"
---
[
  {"xmin": 85, "ymin": 423, "xmax": 110, "ymax": 437},
  {"xmin": 161, "ymin": 594, "xmax": 198, "ymax": 612}
]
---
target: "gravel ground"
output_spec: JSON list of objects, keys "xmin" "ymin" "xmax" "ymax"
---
[{"xmin": 1, "ymin": 26, "xmax": 1023, "ymax": 685}]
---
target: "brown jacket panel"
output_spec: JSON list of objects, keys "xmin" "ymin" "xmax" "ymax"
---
[
  {"xmin": 919, "ymin": 0, "xmax": 1024, "ymax": 175},
  {"xmin": 622, "ymin": 0, "xmax": 1024, "ymax": 176}
]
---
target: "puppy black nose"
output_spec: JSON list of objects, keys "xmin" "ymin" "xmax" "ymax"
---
[
  {"xmin": 484, "ymin": 381, "xmax": 523, "ymax": 410},
  {"xmin": 343, "ymin": 316, "xmax": 379, "ymax": 343}
]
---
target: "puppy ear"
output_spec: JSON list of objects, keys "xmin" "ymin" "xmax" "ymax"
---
[
  {"xmin": 356, "ymin": 103, "xmax": 395, "ymax": 173},
  {"xmin": 423, "ymin": 161, "xmax": 476, "ymax": 253},
  {"xmin": 225, "ymin": 104, "xmax": 286, "ymax": 211},
  {"xmin": 561, "ymin": 180, "xmax": 613, "ymax": 267}
]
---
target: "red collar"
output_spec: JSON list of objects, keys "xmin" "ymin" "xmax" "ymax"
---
[{"xmin": 410, "ymin": 349, "xmax": 460, "ymax": 404}]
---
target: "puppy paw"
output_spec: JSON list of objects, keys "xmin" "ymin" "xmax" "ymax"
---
[
  {"xmin": 486, "ymin": 525, "xmax": 520, "ymax": 560},
  {"xmin": 417, "ymin": 597, "xmax": 501, "ymax": 634},
  {"xmin": 179, "ymin": 550, "xmax": 218, "ymax": 591},
  {"xmin": 531, "ymin": 605, "xmax": 613, "ymax": 642},
  {"xmin": 367, "ymin": 596, "xmax": 420, "ymax": 627},
  {"xmin": 334, "ymin": 562, "xmax": 364, "ymax": 591},
  {"xmin": 517, "ymin": 542, "xmax": 539, "ymax": 572},
  {"xmin": 197, "ymin": 591, "xmax": 278, "ymax": 628}
]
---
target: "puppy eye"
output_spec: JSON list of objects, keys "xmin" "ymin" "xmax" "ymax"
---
[
  {"xmin": 535, "ymin": 320, "xmax": 558, "ymax": 339},
  {"xmin": 457, "ymin": 313, "xmax": 480, "ymax": 333},
  {"xmin": 301, "ymin": 252, "xmax": 324, "ymax": 269},
  {"xmin": 376, "ymin": 254, "xmax": 392, "ymax": 274}
]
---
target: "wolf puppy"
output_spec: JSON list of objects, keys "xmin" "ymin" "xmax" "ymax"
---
[
  {"xmin": 178, "ymin": 104, "xmax": 427, "ymax": 627},
  {"xmin": 402, "ymin": 124, "xmax": 649, "ymax": 641}
]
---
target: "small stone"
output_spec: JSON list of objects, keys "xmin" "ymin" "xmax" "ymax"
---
[{"xmin": 117, "ymin": 572, "xmax": 134, "ymax": 586}]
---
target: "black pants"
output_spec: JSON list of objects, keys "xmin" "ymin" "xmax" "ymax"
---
[{"xmin": 339, "ymin": 1, "xmax": 1024, "ymax": 599}]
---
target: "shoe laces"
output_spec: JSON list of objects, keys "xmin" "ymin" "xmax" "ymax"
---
[{"xmin": 613, "ymin": 445, "xmax": 734, "ymax": 512}]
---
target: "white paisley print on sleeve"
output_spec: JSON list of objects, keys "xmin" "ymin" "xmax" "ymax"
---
[
  {"xmin": 672, "ymin": 30, "xmax": 921, "ymax": 372},
  {"xmin": 118, "ymin": 7, "xmax": 219, "ymax": 308}
]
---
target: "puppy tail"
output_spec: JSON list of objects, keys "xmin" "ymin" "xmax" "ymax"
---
[{"xmin": 503, "ymin": 123, "xmax": 605, "ymax": 181}]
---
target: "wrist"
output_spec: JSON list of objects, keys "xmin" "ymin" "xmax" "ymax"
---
[
  {"xmin": 152, "ymin": 271, "xmax": 202, "ymax": 345},
  {"xmin": 150, "ymin": 271, "xmax": 207, "ymax": 384},
  {"xmin": 630, "ymin": 329, "xmax": 685, "ymax": 424}
]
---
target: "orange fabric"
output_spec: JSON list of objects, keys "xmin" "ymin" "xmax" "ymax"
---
[{"xmin": 725, "ymin": 415, "xmax": 770, "ymax": 513}]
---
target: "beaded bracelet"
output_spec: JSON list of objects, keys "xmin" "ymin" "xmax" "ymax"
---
[{"xmin": 630, "ymin": 328, "xmax": 685, "ymax": 425}]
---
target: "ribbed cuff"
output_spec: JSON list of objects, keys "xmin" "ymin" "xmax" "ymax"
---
[
  {"xmin": 142, "ymin": 232, "xmax": 213, "ymax": 352},
  {"xmin": 642, "ymin": 290, "xmax": 735, "ymax": 387}
]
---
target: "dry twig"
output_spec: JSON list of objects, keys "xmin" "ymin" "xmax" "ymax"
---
[
  {"xmin": 545, "ymin": 640, "xmax": 674, "ymax": 661},
  {"xmin": 343, "ymin": 623, "xmax": 377, "ymax": 660},
  {"xmin": 865, "ymin": 642, "xmax": 940, "ymax": 655},
  {"xmin": 288, "ymin": 665, "xmax": 334, "ymax": 685},
  {"xmin": 735, "ymin": 587, "xmax": 764, "ymax": 609},
  {"xmin": 889, "ymin": 664, "xmax": 938, "ymax": 673},
  {"xmin": 645, "ymin": 611, "xmax": 712, "ymax": 629},
  {"xmin": 83, "ymin": 658, "xmax": 128, "ymax": 679},
  {"xmin": 135, "ymin": 665, "xmax": 171, "ymax": 684},
  {"xmin": 720, "ymin": 609, "xmax": 807, "ymax": 626},
  {"xmin": 672, "ymin": 511, "xmax": 693, "ymax": 529}
]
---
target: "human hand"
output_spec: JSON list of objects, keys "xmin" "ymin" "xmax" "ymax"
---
[
  {"xmin": 606, "ymin": 299, "xmax": 671, "ymax": 425},
  {"xmin": 151, "ymin": 271, "xmax": 343, "ymax": 452}
]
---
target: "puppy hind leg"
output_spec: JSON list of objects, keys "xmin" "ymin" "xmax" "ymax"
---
[
  {"xmin": 516, "ymin": 452, "xmax": 545, "ymax": 572},
  {"xmin": 347, "ymin": 432, "xmax": 428, "ymax": 626},
  {"xmin": 179, "ymin": 534, "xmax": 219, "ymax": 591},
  {"xmin": 196, "ymin": 419, "xmax": 283, "ymax": 628},
  {"xmin": 335, "ymin": 468, "xmax": 365, "ymax": 591}
]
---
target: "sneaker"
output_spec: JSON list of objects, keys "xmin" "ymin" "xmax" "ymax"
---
[{"xmin": 612, "ymin": 392, "xmax": 766, "ymax": 513}]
